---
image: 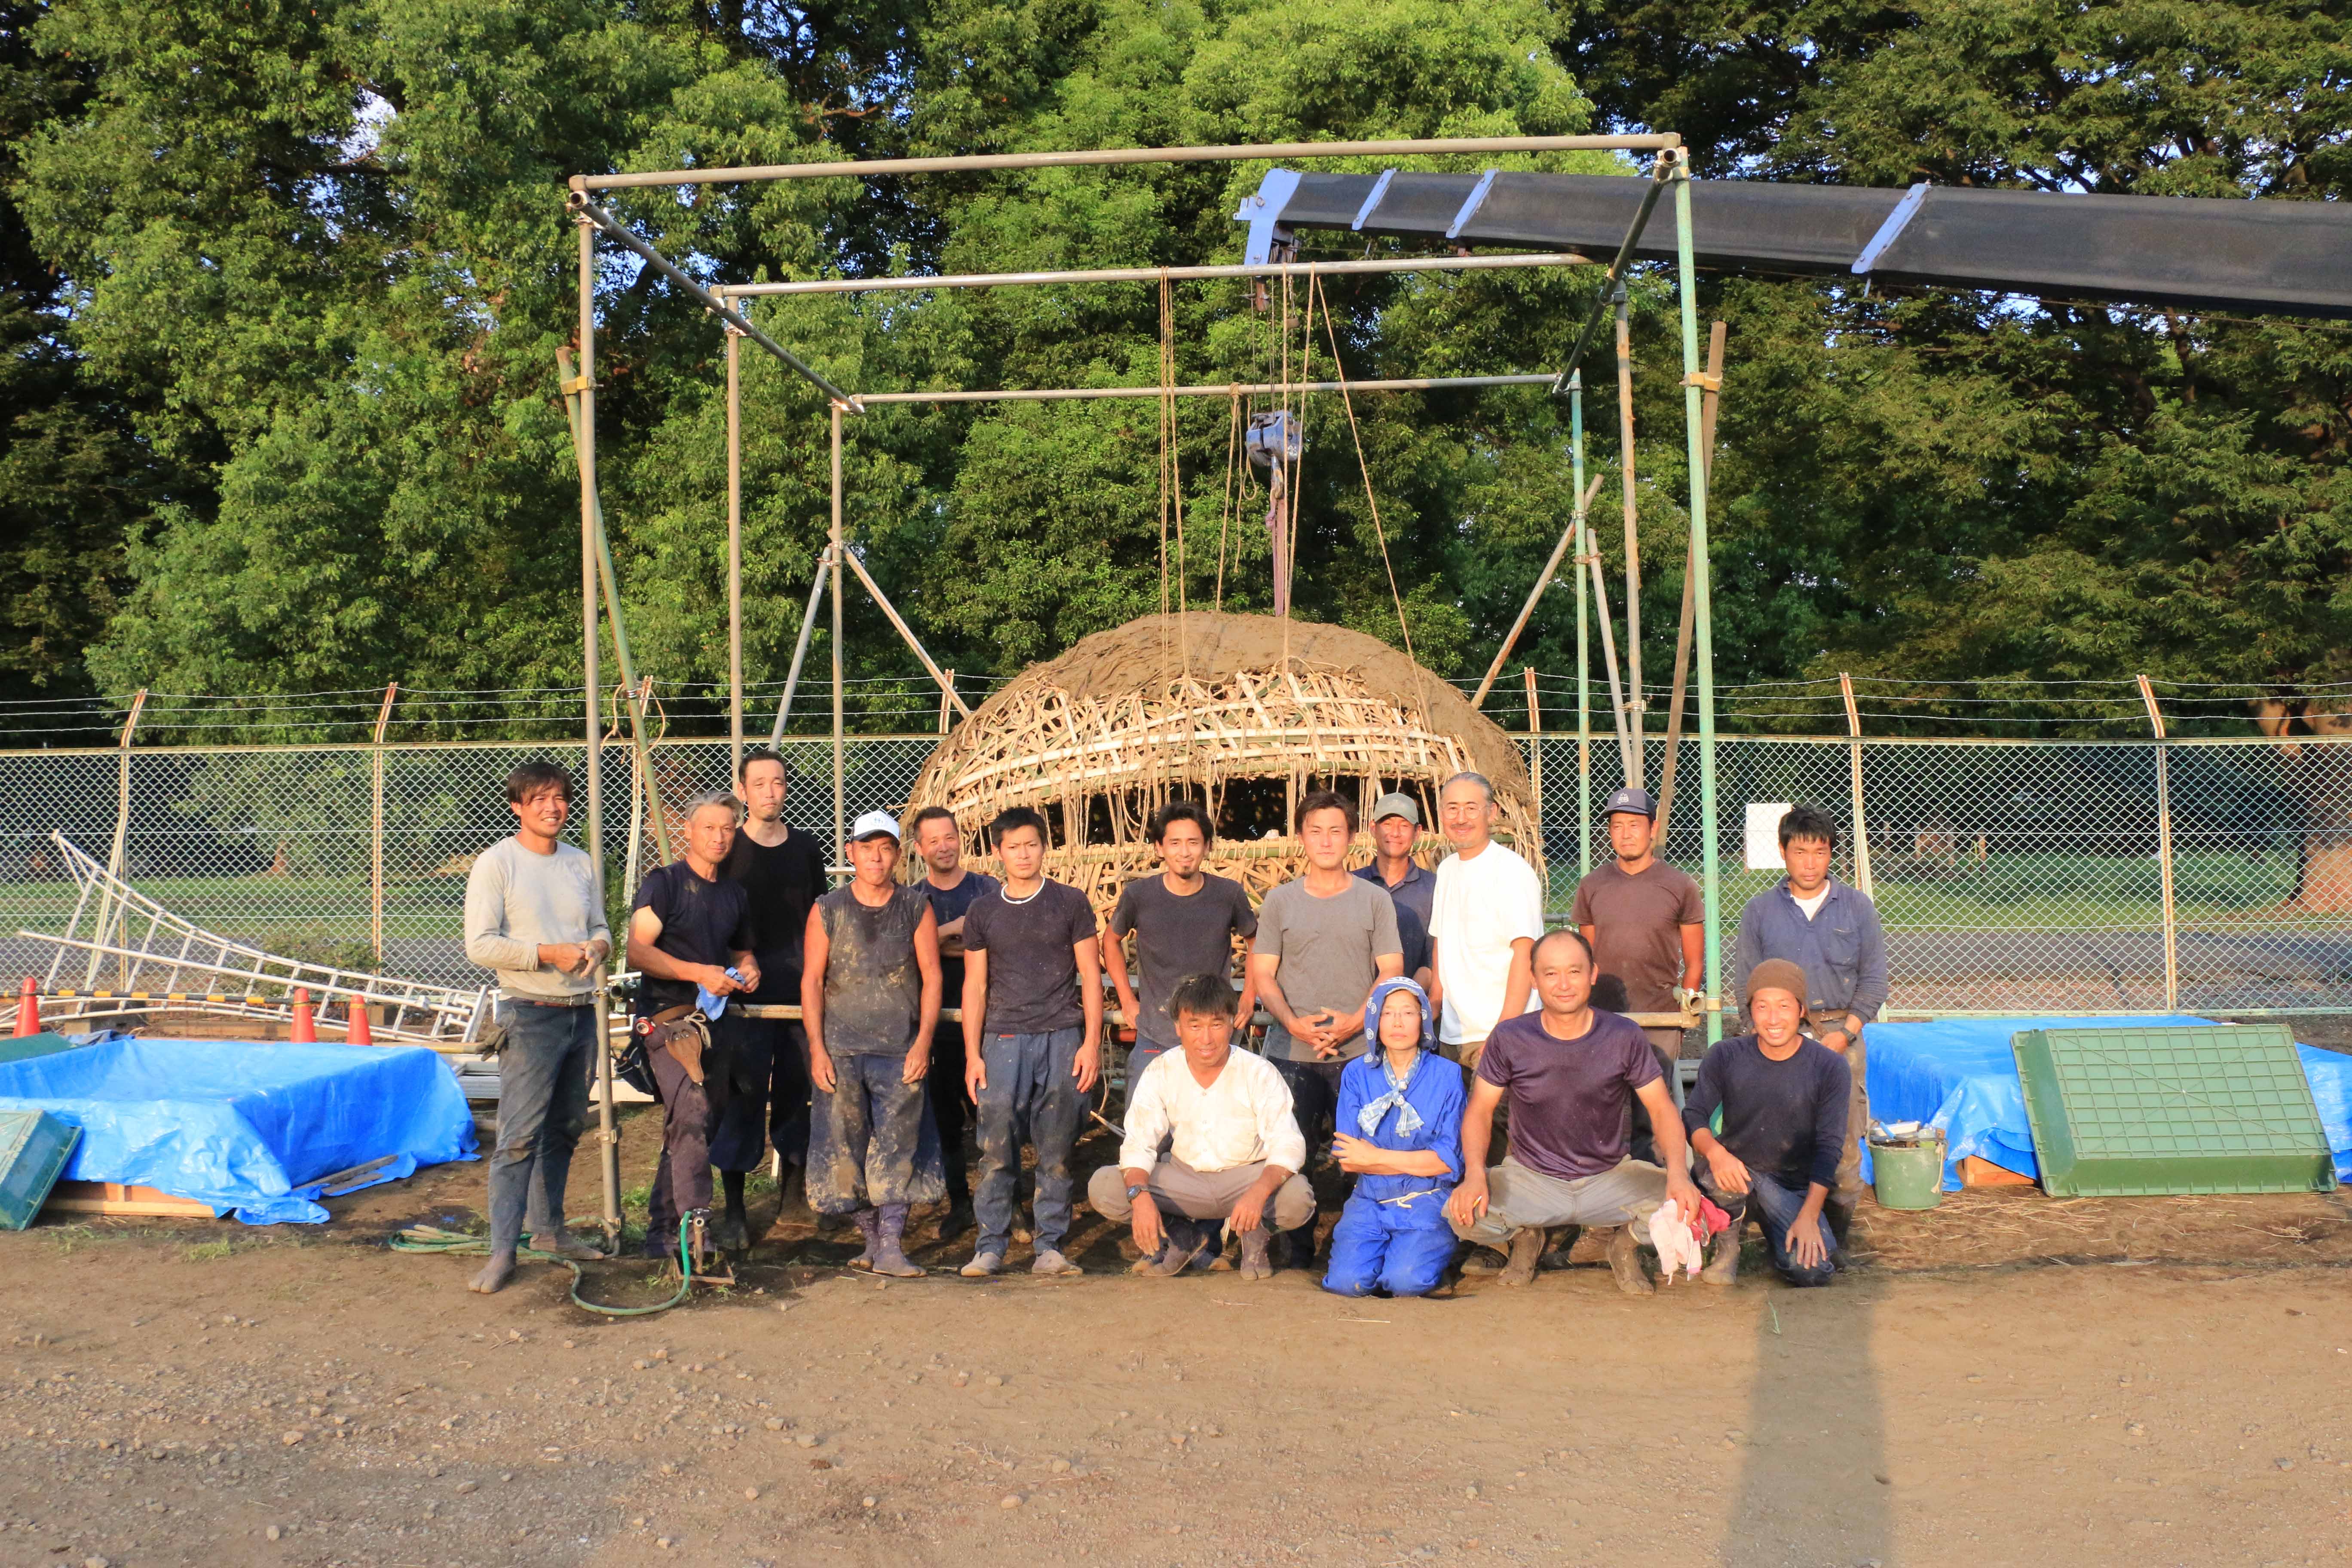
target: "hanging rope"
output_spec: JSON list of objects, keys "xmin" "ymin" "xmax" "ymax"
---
[
  {"xmin": 1215, "ymin": 390, "xmax": 1241, "ymax": 612},
  {"xmin": 1158, "ymin": 273, "xmax": 1188, "ymax": 674},
  {"xmin": 1311, "ymin": 272, "xmax": 1431, "ymax": 730}
]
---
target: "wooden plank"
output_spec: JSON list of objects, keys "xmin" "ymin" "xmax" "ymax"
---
[
  {"xmin": 42, "ymin": 1180, "xmax": 217, "ymax": 1217},
  {"xmin": 1959, "ymin": 1155, "xmax": 2037, "ymax": 1189}
]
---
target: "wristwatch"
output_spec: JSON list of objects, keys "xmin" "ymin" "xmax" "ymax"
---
[{"xmin": 1126, "ymin": 1183, "xmax": 1148, "ymax": 1201}]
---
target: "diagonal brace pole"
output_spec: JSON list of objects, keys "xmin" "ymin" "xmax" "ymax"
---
[{"xmin": 566, "ymin": 194, "xmax": 861, "ymax": 410}]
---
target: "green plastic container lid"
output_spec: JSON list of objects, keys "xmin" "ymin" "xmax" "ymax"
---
[
  {"xmin": 2012, "ymin": 1024, "xmax": 2336, "ymax": 1198},
  {"xmin": 0, "ymin": 1108, "xmax": 80, "ymax": 1231}
]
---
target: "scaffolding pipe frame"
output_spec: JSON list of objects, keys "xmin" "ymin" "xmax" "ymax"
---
[{"xmin": 567, "ymin": 135, "xmax": 1720, "ymax": 1232}]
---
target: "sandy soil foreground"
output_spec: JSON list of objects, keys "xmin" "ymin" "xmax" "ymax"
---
[{"xmin": 2, "ymin": 1109, "xmax": 2346, "ymax": 1568}]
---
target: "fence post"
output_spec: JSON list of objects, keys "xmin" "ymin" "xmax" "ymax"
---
[
  {"xmin": 2138, "ymin": 674, "xmax": 2179, "ymax": 1011},
  {"xmin": 1838, "ymin": 674, "xmax": 1874, "ymax": 897},
  {"xmin": 371, "ymin": 683, "xmax": 399, "ymax": 967},
  {"xmin": 939, "ymin": 671, "xmax": 956, "ymax": 736},
  {"xmin": 89, "ymin": 688, "xmax": 148, "ymax": 987},
  {"xmin": 1523, "ymin": 667, "xmax": 1543, "ymax": 836}
]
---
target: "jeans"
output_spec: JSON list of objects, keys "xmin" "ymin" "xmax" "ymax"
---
[
  {"xmin": 809, "ymin": 1051, "xmax": 944, "ymax": 1215},
  {"xmin": 1700, "ymin": 1166, "xmax": 1837, "ymax": 1287},
  {"xmin": 1630, "ymin": 1029, "xmax": 1684, "ymax": 1166},
  {"xmin": 645, "ymin": 1012, "xmax": 752, "ymax": 1253},
  {"xmin": 708, "ymin": 1015, "xmax": 775, "ymax": 1174},
  {"xmin": 973, "ymin": 1027, "xmax": 1086, "ymax": 1256},
  {"xmin": 926, "ymin": 1034, "xmax": 973, "ymax": 1204},
  {"xmin": 1830, "ymin": 1035, "xmax": 1867, "ymax": 1212},
  {"xmin": 486, "ymin": 1001, "xmax": 598, "ymax": 1256},
  {"xmin": 1124, "ymin": 1040, "xmax": 1173, "ymax": 1115},
  {"xmin": 765, "ymin": 1018, "xmax": 812, "ymax": 1171},
  {"xmin": 1268, "ymin": 1055, "xmax": 1344, "ymax": 1251}
]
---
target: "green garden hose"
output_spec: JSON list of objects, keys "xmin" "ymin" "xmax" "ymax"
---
[{"xmin": 390, "ymin": 1217, "xmax": 695, "ymax": 1317}]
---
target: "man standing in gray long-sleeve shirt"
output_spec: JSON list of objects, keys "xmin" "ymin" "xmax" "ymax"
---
[
  {"xmin": 462, "ymin": 760, "xmax": 612, "ymax": 1293},
  {"xmin": 1733, "ymin": 802, "xmax": 1887, "ymax": 1237}
]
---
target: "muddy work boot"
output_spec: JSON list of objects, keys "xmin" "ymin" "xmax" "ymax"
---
[
  {"xmin": 1133, "ymin": 1217, "xmax": 1208, "ymax": 1277},
  {"xmin": 709, "ymin": 1210, "xmax": 751, "ymax": 1257},
  {"xmin": 1458, "ymin": 1245, "xmax": 1510, "ymax": 1275},
  {"xmin": 868, "ymin": 1203, "xmax": 924, "ymax": 1278},
  {"xmin": 847, "ymin": 1207, "xmax": 882, "ymax": 1270},
  {"xmin": 1498, "ymin": 1225, "xmax": 1546, "ymax": 1287},
  {"xmin": 1605, "ymin": 1225, "xmax": 1655, "ymax": 1296},
  {"xmin": 1237, "ymin": 1226, "xmax": 1274, "ymax": 1281},
  {"xmin": 1702, "ymin": 1217, "xmax": 1743, "ymax": 1286}
]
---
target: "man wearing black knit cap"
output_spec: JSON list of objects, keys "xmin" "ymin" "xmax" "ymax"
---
[{"xmin": 1681, "ymin": 958, "xmax": 1850, "ymax": 1286}]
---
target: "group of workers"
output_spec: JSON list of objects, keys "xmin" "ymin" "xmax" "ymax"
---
[{"xmin": 459, "ymin": 753, "xmax": 1890, "ymax": 1298}]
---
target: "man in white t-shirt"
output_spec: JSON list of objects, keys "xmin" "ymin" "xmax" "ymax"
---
[{"xmin": 1426, "ymin": 771, "xmax": 1544, "ymax": 1070}]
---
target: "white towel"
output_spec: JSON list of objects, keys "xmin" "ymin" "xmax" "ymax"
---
[{"xmin": 1648, "ymin": 1195, "xmax": 1706, "ymax": 1283}]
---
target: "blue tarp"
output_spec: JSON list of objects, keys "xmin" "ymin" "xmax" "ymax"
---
[
  {"xmin": 1861, "ymin": 1015, "xmax": 2352, "ymax": 1192},
  {"xmin": 0, "ymin": 1038, "xmax": 477, "ymax": 1224}
]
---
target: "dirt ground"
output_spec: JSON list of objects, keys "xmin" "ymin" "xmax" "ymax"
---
[{"xmin": 4, "ymin": 1104, "xmax": 2350, "ymax": 1568}]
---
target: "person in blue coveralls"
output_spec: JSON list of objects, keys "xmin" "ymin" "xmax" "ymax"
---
[{"xmin": 1322, "ymin": 976, "xmax": 1465, "ymax": 1298}]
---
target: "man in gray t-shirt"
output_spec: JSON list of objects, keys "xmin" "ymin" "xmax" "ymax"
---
[{"xmin": 1247, "ymin": 790, "xmax": 1403, "ymax": 1260}]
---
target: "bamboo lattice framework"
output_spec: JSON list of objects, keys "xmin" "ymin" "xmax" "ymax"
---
[{"xmin": 906, "ymin": 612, "xmax": 1538, "ymax": 916}]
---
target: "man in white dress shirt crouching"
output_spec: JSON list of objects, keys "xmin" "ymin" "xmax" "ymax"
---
[{"xmin": 1087, "ymin": 972, "xmax": 1312, "ymax": 1281}]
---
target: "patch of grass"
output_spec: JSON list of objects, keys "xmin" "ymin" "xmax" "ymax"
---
[{"xmin": 183, "ymin": 1238, "xmax": 233, "ymax": 1262}]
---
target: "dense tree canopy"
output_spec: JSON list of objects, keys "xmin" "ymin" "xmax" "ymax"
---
[{"xmin": 0, "ymin": 0, "xmax": 2344, "ymax": 741}]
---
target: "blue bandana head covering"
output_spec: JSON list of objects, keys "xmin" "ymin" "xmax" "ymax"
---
[{"xmin": 1357, "ymin": 977, "xmax": 1434, "ymax": 1138}]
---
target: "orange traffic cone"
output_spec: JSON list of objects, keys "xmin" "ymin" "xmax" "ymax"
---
[
  {"xmin": 290, "ymin": 986, "xmax": 316, "ymax": 1043},
  {"xmin": 344, "ymin": 999, "xmax": 373, "ymax": 1046},
  {"xmin": 12, "ymin": 977, "xmax": 37, "ymax": 1037}
]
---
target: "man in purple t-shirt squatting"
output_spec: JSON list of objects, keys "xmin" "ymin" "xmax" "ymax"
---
[{"xmin": 1444, "ymin": 928, "xmax": 1703, "ymax": 1294}]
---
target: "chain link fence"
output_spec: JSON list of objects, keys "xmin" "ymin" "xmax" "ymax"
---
[
  {"xmin": 1531, "ymin": 733, "xmax": 2352, "ymax": 1015},
  {"xmin": 2, "ymin": 731, "xmax": 2344, "ymax": 1014}
]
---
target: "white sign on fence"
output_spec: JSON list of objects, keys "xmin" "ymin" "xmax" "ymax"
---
[{"xmin": 1745, "ymin": 802, "xmax": 1792, "ymax": 871}]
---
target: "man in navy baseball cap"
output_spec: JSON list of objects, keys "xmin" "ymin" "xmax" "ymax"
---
[
  {"xmin": 1603, "ymin": 785, "xmax": 1657, "ymax": 819},
  {"xmin": 1570, "ymin": 778, "xmax": 1703, "ymax": 1161}
]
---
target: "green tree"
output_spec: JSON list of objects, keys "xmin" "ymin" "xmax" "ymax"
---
[{"xmin": 0, "ymin": 0, "xmax": 169, "ymax": 717}]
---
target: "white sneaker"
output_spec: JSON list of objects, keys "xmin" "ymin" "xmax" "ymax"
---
[
  {"xmin": 1030, "ymin": 1248, "xmax": 1083, "ymax": 1277},
  {"xmin": 959, "ymin": 1249, "xmax": 1005, "ymax": 1278}
]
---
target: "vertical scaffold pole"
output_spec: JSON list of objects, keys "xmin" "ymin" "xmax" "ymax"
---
[
  {"xmin": 1840, "ymin": 673, "xmax": 1876, "ymax": 898},
  {"xmin": 727, "ymin": 328, "xmax": 746, "ymax": 785},
  {"xmin": 1670, "ymin": 151, "xmax": 1724, "ymax": 1047},
  {"xmin": 1612, "ymin": 286, "xmax": 1644, "ymax": 782},
  {"xmin": 2139, "ymin": 674, "xmax": 2179, "ymax": 1011},
  {"xmin": 830, "ymin": 401, "xmax": 847, "ymax": 865},
  {"xmin": 576, "ymin": 211, "xmax": 620, "ymax": 1247},
  {"xmin": 1571, "ymin": 377, "xmax": 1591, "ymax": 876},
  {"xmin": 1524, "ymin": 667, "xmax": 1544, "ymax": 845},
  {"xmin": 371, "ymin": 683, "xmax": 398, "ymax": 967}
]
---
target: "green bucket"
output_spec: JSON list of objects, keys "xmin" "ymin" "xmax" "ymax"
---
[{"xmin": 1869, "ymin": 1130, "xmax": 1947, "ymax": 1211}]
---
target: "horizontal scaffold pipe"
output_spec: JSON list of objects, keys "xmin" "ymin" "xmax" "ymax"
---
[
  {"xmin": 719, "ymin": 252, "xmax": 1591, "ymax": 297},
  {"xmin": 572, "ymin": 135, "xmax": 1681, "ymax": 193},
  {"xmin": 857, "ymin": 374, "xmax": 1558, "ymax": 406}
]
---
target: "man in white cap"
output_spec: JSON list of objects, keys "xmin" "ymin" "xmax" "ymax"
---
[
  {"xmin": 1353, "ymin": 791, "xmax": 1433, "ymax": 987},
  {"xmin": 1426, "ymin": 772, "xmax": 1544, "ymax": 1069},
  {"xmin": 800, "ymin": 810, "xmax": 945, "ymax": 1277}
]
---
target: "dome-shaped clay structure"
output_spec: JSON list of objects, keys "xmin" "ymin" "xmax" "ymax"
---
[{"xmin": 906, "ymin": 611, "xmax": 1538, "ymax": 916}]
